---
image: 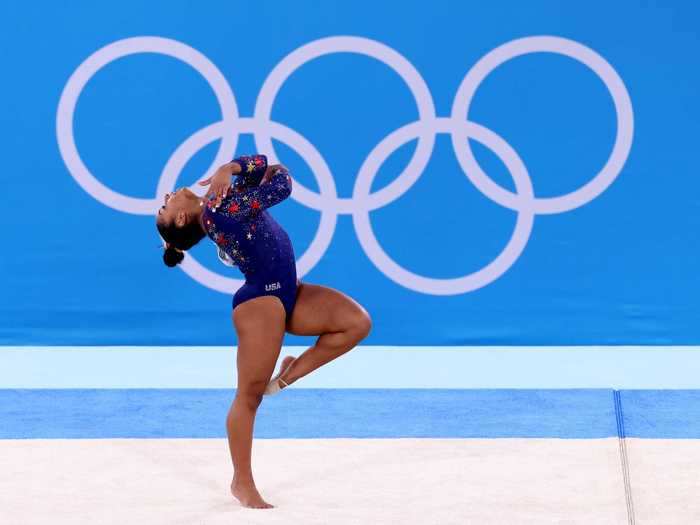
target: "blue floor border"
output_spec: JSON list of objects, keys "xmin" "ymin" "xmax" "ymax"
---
[{"xmin": 2, "ymin": 389, "xmax": 700, "ymax": 439}]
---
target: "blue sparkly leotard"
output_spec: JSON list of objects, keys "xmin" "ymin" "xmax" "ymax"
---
[{"xmin": 201, "ymin": 154, "xmax": 299, "ymax": 319}]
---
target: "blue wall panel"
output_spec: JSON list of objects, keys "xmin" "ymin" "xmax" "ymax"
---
[{"xmin": 1, "ymin": 1, "xmax": 698, "ymax": 344}]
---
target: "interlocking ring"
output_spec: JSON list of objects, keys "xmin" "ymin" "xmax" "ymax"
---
[{"xmin": 56, "ymin": 35, "xmax": 633, "ymax": 295}]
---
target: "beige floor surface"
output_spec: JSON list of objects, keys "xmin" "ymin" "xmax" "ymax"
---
[
  {"xmin": 626, "ymin": 439, "xmax": 700, "ymax": 524},
  {"xmin": 0, "ymin": 438, "xmax": 633, "ymax": 525}
]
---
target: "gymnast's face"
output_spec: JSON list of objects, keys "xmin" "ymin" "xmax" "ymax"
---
[{"xmin": 156, "ymin": 187, "xmax": 199, "ymax": 228}]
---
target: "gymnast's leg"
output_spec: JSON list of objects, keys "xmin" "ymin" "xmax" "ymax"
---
[
  {"xmin": 273, "ymin": 283, "xmax": 372, "ymax": 389},
  {"xmin": 228, "ymin": 295, "xmax": 285, "ymax": 509}
]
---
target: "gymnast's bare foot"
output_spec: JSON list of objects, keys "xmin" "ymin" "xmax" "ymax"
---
[
  {"xmin": 231, "ymin": 479, "xmax": 274, "ymax": 509},
  {"xmin": 264, "ymin": 355, "xmax": 296, "ymax": 395},
  {"xmin": 277, "ymin": 355, "xmax": 295, "ymax": 385}
]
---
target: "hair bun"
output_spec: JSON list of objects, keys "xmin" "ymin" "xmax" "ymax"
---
[{"xmin": 163, "ymin": 246, "xmax": 184, "ymax": 267}]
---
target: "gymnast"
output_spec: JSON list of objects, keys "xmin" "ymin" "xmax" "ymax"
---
[{"xmin": 155, "ymin": 154, "xmax": 371, "ymax": 508}]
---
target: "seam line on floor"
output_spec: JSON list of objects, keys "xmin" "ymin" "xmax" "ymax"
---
[{"xmin": 614, "ymin": 389, "xmax": 635, "ymax": 525}]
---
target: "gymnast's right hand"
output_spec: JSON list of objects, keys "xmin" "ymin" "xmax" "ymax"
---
[{"xmin": 198, "ymin": 162, "xmax": 242, "ymax": 208}]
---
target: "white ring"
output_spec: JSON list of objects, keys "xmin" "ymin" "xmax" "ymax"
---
[
  {"xmin": 353, "ymin": 118, "xmax": 535, "ymax": 295},
  {"xmin": 254, "ymin": 36, "xmax": 437, "ymax": 214},
  {"xmin": 451, "ymin": 36, "xmax": 634, "ymax": 214},
  {"xmin": 56, "ymin": 36, "xmax": 239, "ymax": 215},
  {"xmin": 57, "ymin": 35, "xmax": 634, "ymax": 295}
]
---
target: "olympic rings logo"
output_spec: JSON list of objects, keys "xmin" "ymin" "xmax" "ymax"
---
[{"xmin": 56, "ymin": 35, "xmax": 634, "ymax": 296}]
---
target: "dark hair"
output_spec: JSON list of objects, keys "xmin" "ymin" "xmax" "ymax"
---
[
  {"xmin": 157, "ymin": 218, "xmax": 206, "ymax": 267},
  {"xmin": 162, "ymin": 246, "xmax": 185, "ymax": 267}
]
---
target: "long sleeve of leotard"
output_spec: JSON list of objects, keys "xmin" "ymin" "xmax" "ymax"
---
[
  {"xmin": 231, "ymin": 154, "xmax": 268, "ymax": 189},
  {"xmin": 209, "ymin": 166, "xmax": 292, "ymax": 217}
]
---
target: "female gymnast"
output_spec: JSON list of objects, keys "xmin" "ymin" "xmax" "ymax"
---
[{"xmin": 155, "ymin": 154, "xmax": 371, "ymax": 509}]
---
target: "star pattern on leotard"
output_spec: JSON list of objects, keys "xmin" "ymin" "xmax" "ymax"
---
[{"xmin": 202, "ymin": 158, "xmax": 292, "ymax": 274}]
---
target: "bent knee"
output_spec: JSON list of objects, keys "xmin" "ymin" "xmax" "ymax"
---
[{"xmin": 347, "ymin": 307, "xmax": 372, "ymax": 343}]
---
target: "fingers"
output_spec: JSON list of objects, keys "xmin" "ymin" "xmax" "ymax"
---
[
  {"xmin": 215, "ymin": 185, "xmax": 227, "ymax": 204},
  {"xmin": 259, "ymin": 172, "xmax": 272, "ymax": 186},
  {"xmin": 198, "ymin": 177, "xmax": 212, "ymax": 186},
  {"xmin": 259, "ymin": 165, "xmax": 285, "ymax": 186},
  {"xmin": 206, "ymin": 183, "xmax": 230, "ymax": 211}
]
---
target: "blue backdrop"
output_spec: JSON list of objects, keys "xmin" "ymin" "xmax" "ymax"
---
[{"xmin": 1, "ymin": 1, "xmax": 698, "ymax": 345}]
